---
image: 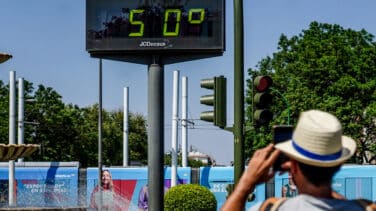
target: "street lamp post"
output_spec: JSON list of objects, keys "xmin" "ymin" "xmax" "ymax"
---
[
  {"xmin": 17, "ymin": 78, "xmax": 37, "ymax": 162},
  {"xmin": 9, "ymin": 70, "xmax": 16, "ymax": 207}
]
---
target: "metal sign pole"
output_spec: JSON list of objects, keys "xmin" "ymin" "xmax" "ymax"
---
[
  {"xmin": 148, "ymin": 59, "xmax": 164, "ymax": 211},
  {"xmin": 98, "ymin": 59, "xmax": 103, "ymax": 208},
  {"xmin": 233, "ymin": 0, "xmax": 245, "ymax": 186}
]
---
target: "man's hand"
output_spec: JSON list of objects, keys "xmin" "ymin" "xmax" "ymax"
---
[
  {"xmin": 221, "ymin": 144, "xmax": 280, "ymax": 211},
  {"xmin": 242, "ymin": 144, "xmax": 280, "ymax": 187}
]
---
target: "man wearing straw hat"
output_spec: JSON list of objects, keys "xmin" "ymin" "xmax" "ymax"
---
[{"xmin": 221, "ymin": 110, "xmax": 375, "ymax": 210}]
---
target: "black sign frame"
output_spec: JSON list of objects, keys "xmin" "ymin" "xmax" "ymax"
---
[{"xmin": 86, "ymin": 0, "xmax": 225, "ymax": 64}]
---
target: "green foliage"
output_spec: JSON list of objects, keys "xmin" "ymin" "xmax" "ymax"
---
[
  {"xmin": 245, "ymin": 21, "xmax": 376, "ymax": 163},
  {"xmin": 164, "ymin": 153, "xmax": 209, "ymax": 167},
  {"xmin": 164, "ymin": 184, "xmax": 217, "ymax": 211},
  {"xmin": 0, "ymin": 79, "xmax": 147, "ymax": 167},
  {"xmin": 188, "ymin": 159, "xmax": 209, "ymax": 167},
  {"xmin": 0, "ymin": 81, "xmax": 9, "ymax": 144}
]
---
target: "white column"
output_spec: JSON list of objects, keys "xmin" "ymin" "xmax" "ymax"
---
[
  {"xmin": 171, "ymin": 70, "xmax": 179, "ymax": 187},
  {"xmin": 181, "ymin": 76, "xmax": 188, "ymax": 167},
  {"xmin": 123, "ymin": 87, "xmax": 129, "ymax": 167},
  {"xmin": 18, "ymin": 78, "xmax": 24, "ymax": 163},
  {"xmin": 9, "ymin": 71, "xmax": 16, "ymax": 206}
]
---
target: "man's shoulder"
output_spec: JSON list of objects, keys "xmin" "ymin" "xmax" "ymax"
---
[
  {"xmin": 254, "ymin": 195, "xmax": 368, "ymax": 211},
  {"xmin": 281, "ymin": 195, "xmax": 365, "ymax": 211}
]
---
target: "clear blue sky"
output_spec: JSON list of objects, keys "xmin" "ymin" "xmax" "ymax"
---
[{"xmin": 1, "ymin": 0, "xmax": 376, "ymax": 165}]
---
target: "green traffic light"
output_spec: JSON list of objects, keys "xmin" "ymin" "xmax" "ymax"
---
[
  {"xmin": 199, "ymin": 76, "xmax": 227, "ymax": 128},
  {"xmin": 200, "ymin": 78, "xmax": 215, "ymax": 89},
  {"xmin": 200, "ymin": 111, "xmax": 214, "ymax": 122},
  {"xmin": 200, "ymin": 95, "xmax": 214, "ymax": 106},
  {"xmin": 215, "ymin": 76, "xmax": 226, "ymax": 128}
]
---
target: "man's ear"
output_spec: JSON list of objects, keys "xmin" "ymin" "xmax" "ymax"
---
[
  {"xmin": 281, "ymin": 160, "xmax": 292, "ymax": 170},
  {"xmin": 289, "ymin": 159, "xmax": 298, "ymax": 174}
]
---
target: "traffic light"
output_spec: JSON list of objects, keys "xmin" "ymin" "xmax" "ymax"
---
[
  {"xmin": 200, "ymin": 76, "xmax": 227, "ymax": 128},
  {"xmin": 253, "ymin": 75, "xmax": 273, "ymax": 127}
]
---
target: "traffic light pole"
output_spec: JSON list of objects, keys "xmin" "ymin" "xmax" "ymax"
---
[
  {"xmin": 233, "ymin": 0, "xmax": 245, "ymax": 186},
  {"xmin": 148, "ymin": 60, "xmax": 164, "ymax": 211}
]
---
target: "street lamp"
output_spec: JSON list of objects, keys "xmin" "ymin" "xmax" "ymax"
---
[{"xmin": 0, "ymin": 53, "xmax": 12, "ymax": 64}]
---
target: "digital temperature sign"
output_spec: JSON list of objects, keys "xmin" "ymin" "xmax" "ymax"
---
[{"xmin": 86, "ymin": 0, "xmax": 225, "ymax": 64}]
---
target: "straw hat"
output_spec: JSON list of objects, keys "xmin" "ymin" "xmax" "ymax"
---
[{"xmin": 275, "ymin": 110, "xmax": 356, "ymax": 167}]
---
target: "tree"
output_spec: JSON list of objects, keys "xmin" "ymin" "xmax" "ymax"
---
[
  {"xmin": 0, "ymin": 79, "xmax": 34, "ymax": 144},
  {"xmin": 361, "ymin": 104, "xmax": 376, "ymax": 163},
  {"xmin": 0, "ymin": 81, "xmax": 9, "ymax": 143},
  {"xmin": 127, "ymin": 112, "xmax": 148, "ymax": 164},
  {"xmin": 26, "ymin": 85, "xmax": 80, "ymax": 162},
  {"xmin": 245, "ymin": 22, "xmax": 376, "ymax": 163},
  {"xmin": 164, "ymin": 153, "xmax": 207, "ymax": 168},
  {"xmin": 0, "ymin": 78, "xmax": 148, "ymax": 167},
  {"xmin": 101, "ymin": 109, "xmax": 148, "ymax": 166}
]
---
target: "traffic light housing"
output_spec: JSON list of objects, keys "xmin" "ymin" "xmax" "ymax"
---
[
  {"xmin": 253, "ymin": 75, "xmax": 273, "ymax": 127},
  {"xmin": 200, "ymin": 76, "xmax": 227, "ymax": 128}
]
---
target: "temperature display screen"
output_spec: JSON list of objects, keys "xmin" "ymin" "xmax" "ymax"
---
[{"xmin": 86, "ymin": 0, "xmax": 225, "ymax": 54}]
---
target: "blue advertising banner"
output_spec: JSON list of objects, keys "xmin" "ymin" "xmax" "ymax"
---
[
  {"xmin": 274, "ymin": 165, "xmax": 376, "ymax": 200},
  {"xmin": 0, "ymin": 162, "xmax": 79, "ymax": 208},
  {"xmin": 0, "ymin": 163, "xmax": 372, "ymax": 209},
  {"xmin": 86, "ymin": 167, "xmax": 191, "ymax": 210},
  {"xmin": 199, "ymin": 166, "xmax": 266, "ymax": 210}
]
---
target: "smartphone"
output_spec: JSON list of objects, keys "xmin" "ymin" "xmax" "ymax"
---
[{"xmin": 273, "ymin": 125, "xmax": 293, "ymax": 171}]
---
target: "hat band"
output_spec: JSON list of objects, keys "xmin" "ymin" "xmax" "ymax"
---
[{"xmin": 292, "ymin": 139, "xmax": 342, "ymax": 161}]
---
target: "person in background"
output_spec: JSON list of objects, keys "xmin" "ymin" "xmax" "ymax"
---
[
  {"xmin": 138, "ymin": 184, "xmax": 170, "ymax": 211},
  {"xmin": 221, "ymin": 110, "xmax": 373, "ymax": 211},
  {"xmin": 282, "ymin": 174, "xmax": 297, "ymax": 197},
  {"xmin": 90, "ymin": 170, "xmax": 116, "ymax": 210},
  {"xmin": 138, "ymin": 184, "xmax": 149, "ymax": 211}
]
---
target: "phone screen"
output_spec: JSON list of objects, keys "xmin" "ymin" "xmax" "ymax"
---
[{"xmin": 273, "ymin": 125, "xmax": 293, "ymax": 171}]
